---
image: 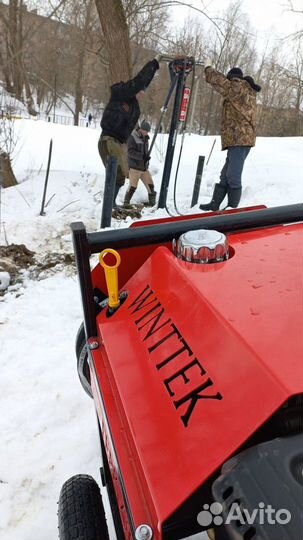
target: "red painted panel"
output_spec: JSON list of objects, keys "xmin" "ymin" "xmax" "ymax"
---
[{"xmin": 92, "ymin": 222, "xmax": 303, "ymax": 536}]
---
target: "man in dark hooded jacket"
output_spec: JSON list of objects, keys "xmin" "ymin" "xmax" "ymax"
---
[
  {"xmin": 98, "ymin": 58, "xmax": 159, "ymax": 206},
  {"xmin": 200, "ymin": 64, "xmax": 261, "ymax": 211}
]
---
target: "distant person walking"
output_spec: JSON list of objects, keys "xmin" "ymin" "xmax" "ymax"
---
[
  {"xmin": 124, "ymin": 121, "xmax": 157, "ymax": 207},
  {"xmin": 200, "ymin": 64, "xmax": 261, "ymax": 211},
  {"xmin": 98, "ymin": 57, "xmax": 160, "ymax": 207},
  {"xmin": 88, "ymin": 113, "xmax": 93, "ymax": 126}
]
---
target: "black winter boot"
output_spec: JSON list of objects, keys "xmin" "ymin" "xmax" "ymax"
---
[
  {"xmin": 227, "ymin": 187, "xmax": 242, "ymax": 208},
  {"xmin": 199, "ymin": 183, "xmax": 227, "ymax": 211},
  {"xmin": 123, "ymin": 186, "xmax": 136, "ymax": 206},
  {"xmin": 144, "ymin": 184, "xmax": 157, "ymax": 206},
  {"xmin": 147, "ymin": 191, "xmax": 157, "ymax": 206}
]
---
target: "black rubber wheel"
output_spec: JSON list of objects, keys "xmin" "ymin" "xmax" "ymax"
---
[
  {"xmin": 58, "ymin": 474, "xmax": 110, "ymax": 540},
  {"xmin": 76, "ymin": 322, "xmax": 93, "ymax": 398}
]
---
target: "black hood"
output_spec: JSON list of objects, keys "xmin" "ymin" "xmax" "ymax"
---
[{"xmin": 244, "ymin": 75, "xmax": 261, "ymax": 92}]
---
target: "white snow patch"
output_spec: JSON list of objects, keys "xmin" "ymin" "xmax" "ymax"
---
[{"xmin": 0, "ymin": 118, "xmax": 302, "ymax": 540}]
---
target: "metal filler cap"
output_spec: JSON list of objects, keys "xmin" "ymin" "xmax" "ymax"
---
[{"xmin": 174, "ymin": 229, "xmax": 229, "ymax": 264}]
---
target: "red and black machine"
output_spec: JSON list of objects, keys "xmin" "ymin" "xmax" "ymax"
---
[{"xmin": 58, "ymin": 203, "xmax": 303, "ymax": 540}]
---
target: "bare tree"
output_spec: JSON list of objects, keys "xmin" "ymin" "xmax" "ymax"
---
[
  {"xmin": 94, "ymin": 0, "xmax": 132, "ymax": 84},
  {"xmin": 124, "ymin": 0, "xmax": 169, "ymax": 60},
  {"xmin": 285, "ymin": 0, "xmax": 303, "ymax": 14},
  {"xmin": 0, "ymin": 115, "xmax": 18, "ymax": 188},
  {"xmin": 0, "ymin": 1, "xmax": 29, "ymax": 106},
  {"xmin": 255, "ymin": 34, "xmax": 303, "ymax": 136},
  {"xmin": 291, "ymin": 36, "xmax": 303, "ymax": 134},
  {"xmin": 0, "ymin": 0, "xmax": 69, "ymax": 114},
  {"xmin": 0, "ymin": 0, "xmax": 300, "ymax": 136},
  {"xmin": 202, "ymin": 1, "xmax": 257, "ymax": 134},
  {"xmin": 284, "ymin": 0, "xmax": 303, "ymax": 38},
  {"xmin": 51, "ymin": 0, "xmax": 97, "ymax": 125}
]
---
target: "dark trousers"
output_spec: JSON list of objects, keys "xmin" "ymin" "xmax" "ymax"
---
[{"xmin": 219, "ymin": 146, "xmax": 251, "ymax": 189}]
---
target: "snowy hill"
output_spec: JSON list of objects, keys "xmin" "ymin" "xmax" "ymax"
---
[{"xmin": 0, "ymin": 118, "xmax": 302, "ymax": 540}]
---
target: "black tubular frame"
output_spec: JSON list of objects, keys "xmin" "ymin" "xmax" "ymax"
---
[
  {"xmin": 71, "ymin": 203, "xmax": 303, "ymax": 340},
  {"xmin": 191, "ymin": 155, "xmax": 205, "ymax": 208},
  {"xmin": 158, "ymin": 57, "xmax": 195, "ymax": 209},
  {"xmin": 158, "ymin": 69, "xmax": 185, "ymax": 208},
  {"xmin": 100, "ymin": 156, "xmax": 118, "ymax": 229}
]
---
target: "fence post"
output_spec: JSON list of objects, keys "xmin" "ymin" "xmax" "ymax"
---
[
  {"xmin": 191, "ymin": 155, "xmax": 205, "ymax": 208},
  {"xmin": 100, "ymin": 156, "xmax": 118, "ymax": 229},
  {"xmin": 40, "ymin": 139, "xmax": 53, "ymax": 216}
]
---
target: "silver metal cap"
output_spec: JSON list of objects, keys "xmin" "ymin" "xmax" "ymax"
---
[{"xmin": 174, "ymin": 229, "xmax": 229, "ymax": 264}]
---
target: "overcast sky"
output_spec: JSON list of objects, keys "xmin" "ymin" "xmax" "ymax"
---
[{"xmin": 171, "ymin": 0, "xmax": 302, "ymax": 38}]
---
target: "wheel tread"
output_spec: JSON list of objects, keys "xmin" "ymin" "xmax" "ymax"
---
[{"xmin": 58, "ymin": 474, "xmax": 109, "ymax": 540}]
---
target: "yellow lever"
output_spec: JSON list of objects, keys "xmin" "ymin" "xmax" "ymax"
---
[{"xmin": 99, "ymin": 249, "xmax": 121, "ymax": 310}]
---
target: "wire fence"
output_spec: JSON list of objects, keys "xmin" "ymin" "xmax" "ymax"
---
[
  {"xmin": 0, "ymin": 93, "xmax": 102, "ymax": 128},
  {"xmin": 0, "ymin": 108, "xmax": 101, "ymax": 128}
]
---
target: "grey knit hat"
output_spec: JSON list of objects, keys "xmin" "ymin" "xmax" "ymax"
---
[{"xmin": 140, "ymin": 120, "xmax": 151, "ymax": 132}]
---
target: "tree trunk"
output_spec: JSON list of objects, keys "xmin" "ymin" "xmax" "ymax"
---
[
  {"xmin": 23, "ymin": 67, "xmax": 38, "ymax": 115},
  {"xmin": 94, "ymin": 0, "xmax": 132, "ymax": 84},
  {"xmin": 73, "ymin": 0, "xmax": 94, "ymax": 126},
  {"xmin": 0, "ymin": 49, "xmax": 14, "ymax": 94},
  {"xmin": 295, "ymin": 84, "xmax": 302, "ymax": 136},
  {"xmin": 204, "ymin": 89, "xmax": 215, "ymax": 135},
  {"xmin": 0, "ymin": 152, "xmax": 18, "ymax": 187},
  {"xmin": 8, "ymin": 0, "xmax": 23, "ymax": 101}
]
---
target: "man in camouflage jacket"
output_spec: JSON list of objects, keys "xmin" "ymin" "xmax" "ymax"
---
[{"xmin": 200, "ymin": 65, "xmax": 261, "ymax": 211}]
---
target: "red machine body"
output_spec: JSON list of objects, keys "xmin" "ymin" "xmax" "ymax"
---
[
  {"xmin": 89, "ymin": 217, "xmax": 303, "ymax": 539},
  {"xmin": 92, "ymin": 205, "xmax": 266, "ymax": 297}
]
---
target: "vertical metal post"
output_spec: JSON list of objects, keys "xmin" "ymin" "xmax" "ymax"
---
[
  {"xmin": 40, "ymin": 139, "xmax": 53, "ymax": 216},
  {"xmin": 71, "ymin": 222, "xmax": 97, "ymax": 340},
  {"xmin": 206, "ymin": 138, "xmax": 216, "ymax": 165},
  {"xmin": 100, "ymin": 156, "xmax": 118, "ymax": 229},
  {"xmin": 158, "ymin": 73, "xmax": 184, "ymax": 209},
  {"xmin": 148, "ymin": 75, "xmax": 178, "ymax": 157},
  {"xmin": 191, "ymin": 155, "xmax": 205, "ymax": 207}
]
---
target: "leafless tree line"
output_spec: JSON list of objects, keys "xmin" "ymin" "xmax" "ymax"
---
[{"xmin": 0, "ymin": 0, "xmax": 302, "ymax": 187}]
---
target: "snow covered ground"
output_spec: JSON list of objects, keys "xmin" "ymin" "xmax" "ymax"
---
[{"xmin": 0, "ymin": 118, "xmax": 302, "ymax": 540}]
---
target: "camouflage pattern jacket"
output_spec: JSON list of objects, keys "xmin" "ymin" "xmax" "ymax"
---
[{"xmin": 205, "ymin": 67, "xmax": 258, "ymax": 150}]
